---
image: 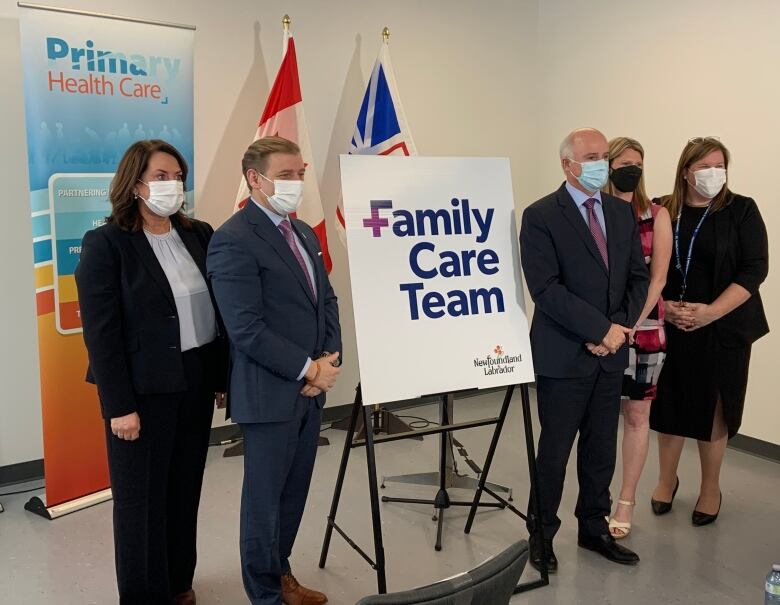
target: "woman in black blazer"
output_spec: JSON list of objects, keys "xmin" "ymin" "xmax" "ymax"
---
[
  {"xmin": 75, "ymin": 140, "xmax": 228, "ymax": 605},
  {"xmin": 649, "ymin": 137, "xmax": 769, "ymax": 527}
]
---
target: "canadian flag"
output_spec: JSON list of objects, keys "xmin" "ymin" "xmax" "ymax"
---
[{"xmin": 234, "ymin": 29, "xmax": 332, "ymax": 273}]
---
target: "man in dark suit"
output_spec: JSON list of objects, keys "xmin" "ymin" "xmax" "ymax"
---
[
  {"xmin": 207, "ymin": 137, "xmax": 341, "ymax": 605},
  {"xmin": 520, "ymin": 128, "xmax": 649, "ymax": 571}
]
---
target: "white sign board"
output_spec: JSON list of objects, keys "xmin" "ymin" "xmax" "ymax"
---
[{"xmin": 341, "ymin": 155, "xmax": 534, "ymax": 405}]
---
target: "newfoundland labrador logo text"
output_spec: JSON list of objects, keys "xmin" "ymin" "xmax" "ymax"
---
[{"xmin": 473, "ymin": 345, "xmax": 522, "ymax": 376}]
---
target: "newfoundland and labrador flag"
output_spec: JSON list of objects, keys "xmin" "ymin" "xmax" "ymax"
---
[
  {"xmin": 234, "ymin": 29, "xmax": 332, "ymax": 272},
  {"xmin": 335, "ymin": 39, "xmax": 417, "ymax": 243}
]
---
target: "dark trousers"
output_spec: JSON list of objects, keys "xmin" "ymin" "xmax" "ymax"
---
[
  {"xmin": 104, "ymin": 344, "xmax": 216, "ymax": 605},
  {"xmin": 527, "ymin": 367, "xmax": 622, "ymax": 541},
  {"xmin": 240, "ymin": 397, "xmax": 321, "ymax": 605}
]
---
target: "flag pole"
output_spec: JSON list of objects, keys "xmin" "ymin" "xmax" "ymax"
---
[
  {"xmin": 281, "ymin": 15, "xmax": 291, "ymax": 60},
  {"xmin": 373, "ymin": 23, "xmax": 385, "ymax": 423},
  {"xmin": 367, "ymin": 25, "xmax": 392, "ymax": 430}
]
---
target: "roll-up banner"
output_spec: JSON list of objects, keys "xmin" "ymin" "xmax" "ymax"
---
[{"xmin": 18, "ymin": 3, "xmax": 194, "ymax": 517}]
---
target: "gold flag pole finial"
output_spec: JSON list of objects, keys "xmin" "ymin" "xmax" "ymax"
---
[
  {"xmin": 283, "ymin": 14, "xmax": 291, "ymax": 32},
  {"xmin": 382, "ymin": 26, "xmax": 390, "ymax": 43}
]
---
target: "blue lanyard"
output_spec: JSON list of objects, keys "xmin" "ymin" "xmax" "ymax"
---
[{"xmin": 674, "ymin": 203, "xmax": 712, "ymax": 302}]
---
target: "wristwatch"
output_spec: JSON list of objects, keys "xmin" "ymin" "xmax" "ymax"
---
[{"xmin": 320, "ymin": 351, "xmax": 341, "ymax": 367}]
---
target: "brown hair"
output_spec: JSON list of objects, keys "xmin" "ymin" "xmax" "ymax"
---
[
  {"xmin": 665, "ymin": 137, "xmax": 731, "ymax": 219},
  {"xmin": 241, "ymin": 136, "xmax": 301, "ymax": 187},
  {"xmin": 605, "ymin": 137, "xmax": 651, "ymax": 214},
  {"xmin": 107, "ymin": 139, "xmax": 191, "ymax": 231}
]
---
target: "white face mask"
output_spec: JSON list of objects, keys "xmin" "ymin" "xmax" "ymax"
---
[
  {"xmin": 258, "ymin": 172, "xmax": 304, "ymax": 215},
  {"xmin": 138, "ymin": 179, "xmax": 185, "ymax": 217},
  {"xmin": 691, "ymin": 167, "xmax": 727, "ymax": 199}
]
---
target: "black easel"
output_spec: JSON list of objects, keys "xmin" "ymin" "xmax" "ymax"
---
[
  {"xmin": 319, "ymin": 385, "xmax": 387, "ymax": 592},
  {"xmin": 319, "ymin": 382, "xmax": 548, "ymax": 595},
  {"xmin": 464, "ymin": 383, "xmax": 550, "ymax": 594}
]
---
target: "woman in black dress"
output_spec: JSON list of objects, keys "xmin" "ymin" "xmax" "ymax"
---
[{"xmin": 649, "ymin": 137, "xmax": 769, "ymax": 526}]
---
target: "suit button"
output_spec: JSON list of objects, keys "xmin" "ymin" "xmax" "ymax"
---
[
  {"xmin": 168, "ymin": 315, "xmax": 177, "ymax": 319},
  {"xmin": 168, "ymin": 345, "xmax": 177, "ymax": 350}
]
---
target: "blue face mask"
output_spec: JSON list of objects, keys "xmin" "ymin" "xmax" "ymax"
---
[{"xmin": 569, "ymin": 158, "xmax": 609, "ymax": 192}]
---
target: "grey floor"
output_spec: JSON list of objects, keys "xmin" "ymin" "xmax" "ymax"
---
[{"xmin": 1, "ymin": 389, "xmax": 778, "ymax": 604}]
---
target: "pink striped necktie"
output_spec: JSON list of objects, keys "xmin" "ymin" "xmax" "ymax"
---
[
  {"xmin": 584, "ymin": 198, "xmax": 609, "ymax": 268},
  {"xmin": 278, "ymin": 220, "xmax": 316, "ymax": 299}
]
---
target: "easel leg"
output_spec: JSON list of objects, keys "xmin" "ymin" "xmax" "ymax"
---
[
  {"xmin": 319, "ymin": 386, "xmax": 361, "ymax": 569},
  {"xmin": 515, "ymin": 383, "xmax": 549, "ymax": 592},
  {"xmin": 363, "ymin": 404, "xmax": 387, "ymax": 593},
  {"xmin": 464, "ymin": 385, "xmax": 515, "ymax": 533},
  {"xmin": 433, "ymin": 393, "xmax": 454, "ymax": 551}
]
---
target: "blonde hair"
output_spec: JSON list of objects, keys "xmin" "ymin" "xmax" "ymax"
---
[
  {"xmin": 605, "ymin": 137, "xmax": 651, "ymax": 214},
  {"xmin": 241, "ymin": 136, "xmax": 301, "ymax": 187},
  {"xmin": 664, "ymin": 137, "xmax": 731, "ymax": 219}
]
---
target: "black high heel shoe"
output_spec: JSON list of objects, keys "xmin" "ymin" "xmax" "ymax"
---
[
  {"xmin": 651, "ymin": 477, "xmax": 679, "ymax": 516},
  {"xmin": 692, "ymin": 492, "xmax": 722, "ymax": 526}
]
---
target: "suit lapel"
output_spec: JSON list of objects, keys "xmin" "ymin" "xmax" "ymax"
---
[
  {"xmin": 291, "ymin": 220, "xmax": 322, "ymax": 303},
  {"xmin": 128, "ymin": 230, "xmax": 176, "ymax": 310},
  {"xmin": 246, "ymin": 203, "xmax": 317, "ymax": 307},
  {"xmin": 557, "ymin": 184, "xmax": 609, "ymax": 276}
]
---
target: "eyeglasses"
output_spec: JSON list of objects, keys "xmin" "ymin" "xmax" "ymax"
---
[{"xmin": 688, "ymin": 136, "xmax": 721, "ymax": 144}]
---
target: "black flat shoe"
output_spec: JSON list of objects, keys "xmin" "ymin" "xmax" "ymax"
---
[
  {"xmin": 651, "ymin": 476, "xmax": 679, "ymax": 516},
  {"xmin": 529, "ymin": 535, "xmax": 558, "ymax": 573},
  {"xmin": 692, "ymin": 492, "xmax": 722, "ymax": 526},
  {"xmin": 578, "ymin": 533, "xmax": 639, "ymax": 565}
]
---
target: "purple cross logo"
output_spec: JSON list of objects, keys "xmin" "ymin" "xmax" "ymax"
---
[{"xmin": 363, "ymin": 200, "xmax": 393, "ymax": 237}]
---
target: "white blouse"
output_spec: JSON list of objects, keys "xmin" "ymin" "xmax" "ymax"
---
[{"xmin": 144, "ymin": 227, "xmax": 217, "ymax": 352}]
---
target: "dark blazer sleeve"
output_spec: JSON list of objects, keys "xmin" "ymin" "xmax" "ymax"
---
[
  {"xmin": 75, "ymin": 229, "xmax": 137, "ymax": 418},
  {"xmin": 520, "ymin": 206, "xmax": 612, "ymax": 344},
  {"xmin": 323, "ymin": 276, "xmax": 341, "ymax": 359},
  {"xmin": 732, "ymin": 197, "xmax": 769, "ymax": 295},
  {"xmin": 207, "ymin": 228, "xmax": 311, "ymax": 381},
  {"xmin": 611, "ymin": 213, "xmax": 649, "ymax": 328},
  {"xmin": 198, "ymin": 221, "xmax": 230, "ymax": 392}
]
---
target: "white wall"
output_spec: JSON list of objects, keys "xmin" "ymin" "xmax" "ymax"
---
[
  {"xmin": 2, "ymin": 0, "xmax": 778, "ymax": 467},
  {"xmin": 0, "ymin": 0, "xmax": 539, "ymax": 465},
  {"xmin": 534, "ymin": 0, "xmax": 780, "ymax": 445},
  {"xmin": 0, "ymin": 16, "xmax": 43, "ymax": 468}
]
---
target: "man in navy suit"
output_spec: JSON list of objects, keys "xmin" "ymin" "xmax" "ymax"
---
[
  {"xmin": 520, "ymin": 128, "xmax": 648, "ymax": 572},
  {"xmin": 208, "ymin": 136, "xmax": 341, "ymax": 605}
]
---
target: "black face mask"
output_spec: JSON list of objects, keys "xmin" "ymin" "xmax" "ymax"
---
[{"xmin": 610, "ymin": 165, "xmax": 643, "ymax": 193}]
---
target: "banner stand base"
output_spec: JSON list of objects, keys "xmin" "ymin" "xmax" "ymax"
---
[{"xmin": 25, "ymin": 488, "xmax": 112, "ymax": 520}]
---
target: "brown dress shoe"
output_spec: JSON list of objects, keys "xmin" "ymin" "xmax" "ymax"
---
[
  {"xmin": 281, "ymin": 572, "xmax": 328, "ymax": 605},
  {"xmin": 173, "ymin": 589, "xmax": 196, "ymax": 605}
]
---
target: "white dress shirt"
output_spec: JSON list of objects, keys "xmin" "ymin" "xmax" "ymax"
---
[
  {"xmin": 144, "ymin": 227, "xmax": 217, "ymax": 352},
  {"xmin": 565, "ymin": 181, "xmax": 608, "ymax": 240}
]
